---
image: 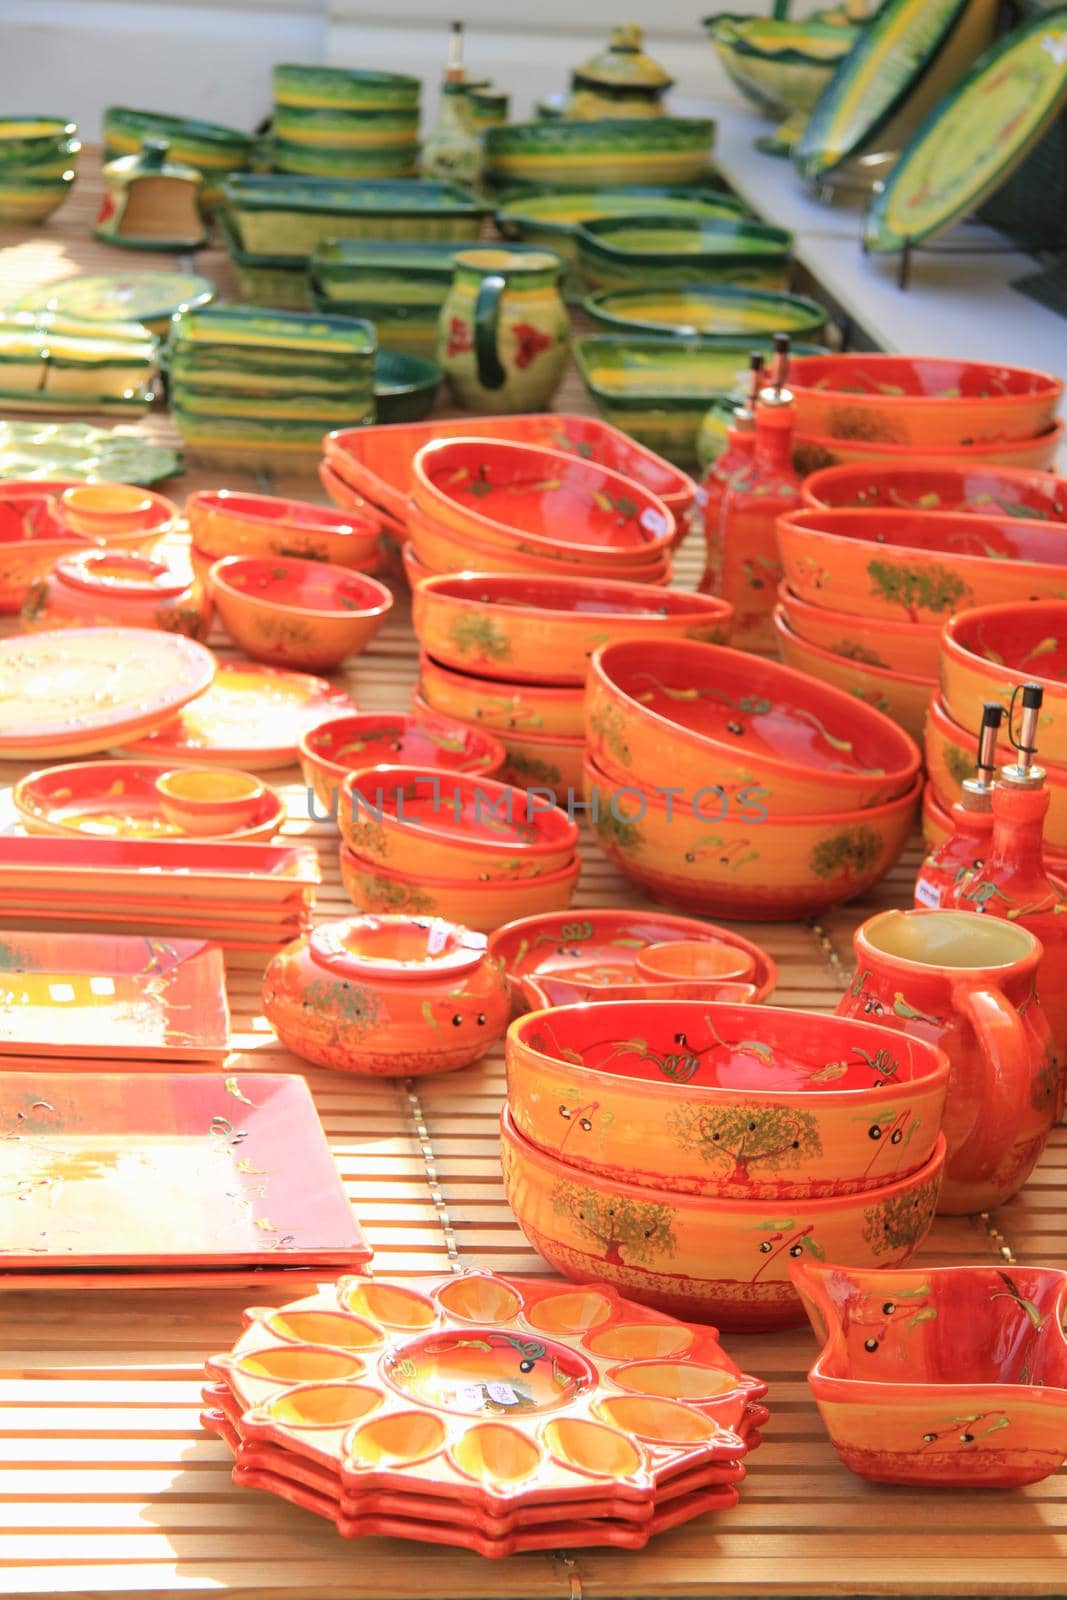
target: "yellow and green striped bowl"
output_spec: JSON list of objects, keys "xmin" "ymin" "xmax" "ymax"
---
[
  {"xmin": 272, "ymin": 104, "xmax": 419, "ymax": 149},
  {"xmin": 584, "ymin": 282, "xmax": 827, "ymax": 340},
  {"xmin": 485, "ymin": 117, "xmax": 715, "ymax": 188},
  {"xmin": 271, "ymin": 138, "xmax": 419, "ymax": 179},
  {"xmin": 273, "ymin": 64, "xmax": 420, "ymax": 112},
  {"xmin": 0, "ymin": 168, "xmax": 76, "ymax": 225}
]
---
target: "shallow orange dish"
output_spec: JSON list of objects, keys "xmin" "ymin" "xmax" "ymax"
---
[
  {"xmin": 801, "ymin": 461, "xmax": 1067, "ymax": 522},
  {"xmin": 13, "ymin": 759, "xmax": 283, "ymax": 842},
  {"xmin": 186, "ymin": 488, "xmax": 382, "ymax": 567},
  {"xmin": 209, "ymin": 555, "xmax": 393, "ymax": 672},
  {"xmin": 419, "ymin": 651, "xmax": 585, "ymax": 739},
  {"xmin": 299, "ymin": 710, "xmax": 505, "ymax": 815}
]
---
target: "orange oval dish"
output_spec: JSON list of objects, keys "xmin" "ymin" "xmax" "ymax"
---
[
  {"xmin": 209, "ymin": 554, "xmax": 393, "ymax": 672},
  {"xmin": 940, "ymin": 600, "xmax": 1067, "ymax": 767},
  {"xmin": 299, "ymin": 710, "xmax": 506, "ymax": 814},
  {"xmin": 791, "ymin": 1261, "xmax": 1067, "ymax": 1487},
  {"xmin": 12, "ymin": 759, "xmax": 282, "ymax": 842},
  {"xmin": 262, "ymin": 914, "xmax": 511, "ymax": 1076},
  {"xmin": 801, "ymin": 460, "xmax": 1067, "ymax": 521},
  {"xmin": 775, "ymin": 579, "xmax": 941, "ymax": 677},
  {"xmin": 186, "ymin": 488, "xmax": 381, "ymax": 567},
  {"xmin": 788, "ymin": 353, "xmax": 1062, "ymax": 448},
  {"xmin": 417, "ymin": 652, "xmax": 586, "ymax": 739},
  {"xmin": 21, "ymin": 548, "xmax": 211, "ymax": 639}
]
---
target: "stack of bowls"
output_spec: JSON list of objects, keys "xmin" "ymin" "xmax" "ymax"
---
[
  {"xmin": 502, "ymin": 998, "xmax": 949, "ymax": 1329},
  {"xmin": 271, "ymin": 64, "xmax": 420, "ymax": 179},
  {"xmin": 299, "ymin": 709, "xmax": 505, "ymax": 816},
  {"xmin": 0, "ymin": 117, "xmax": 80, "ymax": 224},
  {"xmin": 186, "ymin": 489, "xmax": 383, "ymax": 577},
  {"xmin": 337, "ymin": 766, "xmax": 581, "ymax": 932},
  {"xmin": 933, "ymin": 600, "xmax": 1067, "ymax": 856},
  {"xmin": 412, "ymin": 571, "xmax": 732, "ymax": 794},
  {"xmin": 776, "ymin": 502, "xmax": 1067, "ymax": 741},
  {"xmin": 584, "ymin": 638, "xmax": 921, "ymax": 919}
]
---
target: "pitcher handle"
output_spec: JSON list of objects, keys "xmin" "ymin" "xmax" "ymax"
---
[
  {"xmin": 951, "ymin": 981, "xmax": 1031, "ymax": 1179},
  {"xmin": 473, "ymin": 273, "xmax": 507, "ymax": 391}
]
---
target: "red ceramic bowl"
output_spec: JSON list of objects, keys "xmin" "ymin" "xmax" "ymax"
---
[
  {"xmin": 773, "ymin": 609, "xmax": 935, "ymax": 744},
  {"xmin": 776, "ymin": 580, "xmax": 941, "ymax": 677},
  {"xmin": 792, "ymin": 420, "xmax": 1065, "ymax": 477},
  {"xmin": 418, "ymin": 651, "xmax": 586, "ymax": 738},
  {"xmin": 209, "ymin": 554, "xmax": 393, "ymax": 671},
  {"xmin": 789, "ymin": 354, "xmax": 1063, "ymax": 448},
  {"xmin": 940, "ymin": 600, "xmax": 1067, "ymax": 767},
  {"xmin": 406, "ymin": 497, "xmax": 674, "ymax": 584},
  {"xmin": 0, "ymin": 491, "xmax": 89, "ymax": 611},
  {"xmin": 802, "ymin": 461, "xmax": 1067, "ymax": 522},
  {"xmin": 410, "ymin": 437, "xmax": 675, "ymax": 568},
  {"xmin": 299, "ymin": 710, "xmax": 505, "ymax": 814},
  {"xmin": 340, "ymin": 842, "xmax": 580, "ymax": 933},
  {"xmin": 56, "ymin": 484, "xmax": 178, "ymax": 550},
  {"xmin": 187, "ymin": 489, "xmax": 381, "ymax": 567}
]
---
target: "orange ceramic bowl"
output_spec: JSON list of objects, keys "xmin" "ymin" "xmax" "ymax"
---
[
  {"xmin": 58, "ymin": 484, "xmax": 179, "ymax": 549},
  {"xmin": 488, "ymin": 907, "xmax": 777, "ymax": 1011},
  {"xmin": 506, "ymin": 999, "xmax": 949, "ymax": 1199},
  {"xmin": 792, "ymin": 420, "xmax": 1065, "ymax": 477},
  {"xmin": 410, "ymin": 690, "xmax": 586, "ymax": 795},
  {"xmin": 340, "ymin": 765, "xmax": 579, "ymax": 881},
  {"xmin": 209, "ymin": 555, "xmax": 393, "ymax": 672},
  {"xmin": 418, "ymin": 652, "xmax": 585, "ymax": 739},
  {"xmin": 634, "ymin": 941, "xmax": 756, "ymax": 986},
  {"xmin": 262, "ymin": 914, "xmax": 510, "ymax": 1077},
  {"xmin": 299, "ymin": 710, "xmax": 505, "ymax": 814},
  {"xmin": 0, "ymin": 491, "xmax": 89, "ymax": 611},
  {"xmin": 405, "ymin": 499, "xmax": 674, "ymax": 586},
  {"xmin": 792, "ymin": 1261, "xmax": 1067, "ymax": 1487},
  {"xmin": 583, "ymin": 750, "xmax": 920, "ymax": 921},
  {"xmin": 926, "ymin": 693, "xmax": 1067, "ymax": 855},
  {"xmin": 777, "ymin": 506, "xmax": 1067, "ymax": 623},
  {"xmin": 186, "ymin": 489, "xmax": 382, "ymax": 568},
  {"xmin": 773, "ymin": 610, "xmax": 934, "ymax": 743},
  {"xmin": 776, "ymin": 580, "xmax": 941, "ymax": 677},
  {"xmin": 410, "ymin": 437, "xmax": 675, "ymax": 568},
  {"xmin": 586, "ymin": 638, "xmax": 920, "ymax": 813},
  {"xmin": 788, "ymin": 354, "xmax": 1063, "ymax": 449},
  {"xmin": 155, "ymin": 766, "xmax": 267, "ymax": 835},
  {"xmin": 801, "ymin": 461, "xmax": 1067, "ymax": 522},
  {"xmin": 500, "ymin": 1103, "xmax": 945, "ymax": 1331},
  {"xmin": 340, "ymin": 843, "xmax": 580, "ymax": 933},
  {"xmin": 21, "ymin": 548, "xmax": 211, "ymax": 640},
  {"xmin": 411, "ymin": 571, "xmax": 732, "ymax": 687},
  {"xmin": 941, "ymin": 601, "xmax": 1067, "ymax": 767}
]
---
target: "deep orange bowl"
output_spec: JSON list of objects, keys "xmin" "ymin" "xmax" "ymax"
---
[
  {"xmin": 340, "ymin": 842, "xmax": 580, "ymax": 933},
  {"xmin": 299, "ymin": 710, "xmax": 505, "ymax": 814},
  {"xmin": 940, "ymin": 601, "xmax": 1067, "ymax": 768},
  {"xmin": 792, "ymin": 420, "xmax": 1064, "ymax": 477},
  {"xmin": 774, "ymin": 609, "xmax": 934, "ymax": 744},
  {"xmin": 788, "ymin": 354, "xmax": 1062, "ymax": 449},
  {"xmin": 406, "ymin": 498, "xmax": 674, "ymax": 584},
  {"xmin": 418, "ymin": 651, "xmax": 585, "ymax": 738},
  {"xmin": 802, "ymin": 461, "xmax": 1067, "ymax": 522},
  {"xmin": 209, "ymin": 554, "xmax": 393, "ymax": 672},
  {"xmin": 410, "ymin": 690, "xmax": 586, "ymax": 795},
  {"xmin": 585, "ymin": 637, "xmax": 920, "ymax": 813},
  {"xmin": 187, "ymin": 488, "xmax": 381, "ymax": 567},
  {"xmin": 926, "ymin": 693, "xmax": 1067, "ymax": 855},
  {"xmin": 776, "ymin": 580, "xmax": 941, "ymax": 677}
]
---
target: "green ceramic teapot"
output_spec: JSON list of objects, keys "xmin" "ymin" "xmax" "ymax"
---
[{"xmin": 438, "ymin": 247, "xmax": 570, "ymax": 414}]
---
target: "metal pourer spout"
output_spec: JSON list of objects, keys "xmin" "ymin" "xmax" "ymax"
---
[
  {"xmin": 758, "ymin": 331, "xmax": 793, "ymax": 408},
  {"xmin": 1000, "ymin": 681, "xmax": 1045, "ymax": 788},
  {"xmin": 962, "ymin": 702, "xmax": 1003, "ymax": 809},
  {"xmin": 732, "ymin": 352, "xmax": 764, "ymax": 430}
]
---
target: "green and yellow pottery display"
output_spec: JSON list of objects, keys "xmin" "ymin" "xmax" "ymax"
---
[
  {"xmin": 0, "ymin": 117, "xmax": 80, "ymax": 178},
  {"xmin": 102, "ymin": 106, "xmax": 252, "ymax": 209},
  {"xmin": 14, "ymin": 272, "xmax": 216, "ymax": 337},
  {"xmin": 0, "ymin": 311, "xmax": 157, "ymax": 414},
  {"xmin": 93, "ymin": 139, "xmax": 208, "ymax": 251},
  {"xmin": 703, "ymin": 13, "xmax": 860, "ymax": 152},
  {"xmin": 576, "ymin": 214, "xmax": 793, "ymax": 292},
  {"xmin": 272, "ymin": 64, "xmax": 421, "ymax": 111},
  {"xmin": 438, "ymin": 247, "xmax": 570, "ymax": 414},
  {"xmin": 485, "ymin": 117, "xmax": 716, "ymax": 188},
  {"xmin": 468, "ymin": 88, "xmax": 510, "ymax": 129},
  {"xmin": 272, "ymin": 104, "xmax": 419, "ymax": 149},
  {"xmin": 310, "ymin": 239, "xmax": 467, "ymax": 357},
  {"xmin": 0, "ymin": 169, "xmax": 77, "ymax": 225},
  {"xmin": 223, "ymin": 175, "xmax": 491, "ymax": 256},
  {"xmin": 583, "ymin": 283, "xmax": 828, "ymax": 340}
]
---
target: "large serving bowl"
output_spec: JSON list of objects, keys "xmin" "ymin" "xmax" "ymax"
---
[
  {"xmin": 412, "ymin": 572, "xmax": 732, "ymax": 687},
  {"xmin": 777, "ymin": 507, "xmax": 1067, "ymax": 622},
  {"xmin": 406, "ymin": 510, "xmax": 671, "ymax": 585},
  {"xmin": 340, "ymin": 844, "xmax": 580, "ymax": 933},
  {"xmin": 340, "ymin": 766, "xmax": 579, "ymax": 881},
  {"xmin": 272, "ymin": 65, "xmax": 421, "ymax": 111},
  {"xmin": 418, "ymin": 653, "xmax": 585, "ymax": 738},
  {"xmin": 702, "ymin": 14, "xmax": 859, "ymax": 123},
  {"xmin": 801, "ymin": 461, "xmax": 1067, "ymax": 521},
  {"xmin": 774, "ymin": 610, "xmax": 934, "ymax": 742},
  {"xmin": 186, "ymin": 489, "xmax": 381, "ymax": 568},
  {"xmin": 507, "ymin": 1000, "xmax": 949, "ymax": 1200},
  {"xmin": 790, "ymin": 421, "xmax": 1065, "ymax": 478},
  {"xmin": 501, "ymin": 1104, "xmax": 945, "ymax": 1330},
  {"xmin": 941, "ymin": 601, "xmax": 1067, "ymax": 766},
  {"xmin": 209, "ymin": 555, "xmax": 392, "ymax": 672},
  {"xmin": 926, "ymin": 694, "xmax": 1067, "ymax": 854},
  {"xmin": 788, "ymin": 354, "xmax": 1063, "ymax": 450},
  {"xmin": 777, "ymin": 580, "xmax": 941, "ymax": 677},
  {"xmin": 484, "ymin": 118, "xmax": 716, "ymax": 188},
  {"xmin": 488, "ymin": 907, "xmax": 777, "ymax": 1011},
  {"xmin": 792, "ymin": 1261, "xmax": 1067, "ymax": 1487},
  {"xmin": 583, "ymin": 751, "xmax": 921, "ymax": 920},
  {"xmin": 299, "ymin": 711, "xmax": 505, "ymax": 815},
  {"xmin": 586, "ymin": 638, "xmax": 920, "ymax": 812},
  {"xmin": 576, "ymin": 216, "xmax": 793, "ymax": 293},
  {"xmin": 410, "ymin": 437, "xmax": 675, "ymax": 568},
  {"xmin": 584, "ymin": 283, "xmax": 827, "ymax": 340}
]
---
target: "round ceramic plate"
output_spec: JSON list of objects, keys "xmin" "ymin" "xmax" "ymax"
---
[
  {"xmin": 865, "ymin": 12, "xmax": 1067, "ymax": 253},
  {"xmin": 120, "ymin": 661, "xmax": 355, "ymax": 770},
  {"xmin": 15, "ymin": 272, "xmax": 217, "ymax": 332},
  {"xmin": 12, "ymin": 760, "xmax": 285, "ymax": 842},
  {"xmin": 793, "ymin": 0, "xmax": 981, "ymax": 181},
  {"xmin": 0, "ymin": 630, "xmax": 215, "ymax": 760},
  {"xmin": 0, "ymin": 420, "xmax": 181, "ymax": 485}
]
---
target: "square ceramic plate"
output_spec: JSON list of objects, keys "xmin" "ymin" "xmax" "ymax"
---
[
  {"xmin": 0, "ymin": 836, "xmax": 321, "ymax": 900},
  {"xmin": 0, "ymin": 932, "xmax": 230, "ymax": 1064},
  {"xmin": 0, "ymin": 1072, "xmax": 369, "ymax": 1270}
]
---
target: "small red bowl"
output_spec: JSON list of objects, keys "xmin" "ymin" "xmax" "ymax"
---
[
  {"xmin": 299, "ymin": 710, "xmax": 505, "ymax": 815},
  {"xmin": 209, "ymin": 554, "xmax": 393, "ymax": 672}
]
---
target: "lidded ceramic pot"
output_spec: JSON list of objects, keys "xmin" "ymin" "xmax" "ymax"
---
[
  {"xmin": 262, "ymin": 913, "xmax": 510, "ymax": 1076},
  {"xmin": 93, "ymin": 137, "xmax": 207, "ymax": 250},
  {"xmin": 20, "ymin": 548, "xmax": 211, "ymax": 639}
]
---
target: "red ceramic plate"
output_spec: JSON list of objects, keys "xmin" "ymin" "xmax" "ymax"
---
[
  {"xmin": 0, "ymin": 629, "xmax": 216, "ymax": 759},
  {"xmin": 0, "ymin": 1072, "xmax": 369, "ymax": 1269},
  {"xmin": 119, "ymin": 661, "xmax": 355, "ymax": 770},
  {"xmin": 0, "ymin": 932, "xmax": 229, "ymax": 1064},
  {"xmin": 13, "ymin": 760, "xmax": 286, "ymax": 842}
]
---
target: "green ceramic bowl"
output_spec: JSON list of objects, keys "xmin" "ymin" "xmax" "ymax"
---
[
  {"xmin": 374, "ymin": 349, "xmax": 442, "ymax": 423},
  {"xmin": 574, "ymin": 333, "xmax": 826, "ymax": 466},
  {"xmin": 271, "ymin": 138, "xmax": 418, "ymax": 179},
  {"xmin": 309, "ymin": 238, "xmax": 463, "ymax": 356},
  {"xmin": 103, "ymin": 107, "xmax": 252, "ymax": 168},
  {"xmin": 273, "ymin": 64, "xmax": 421, "ymax": 112},
  {"xmin": 216, "ymin": 208, "xmax": 311, "ymax": 310},
  {"xmin": 0, "ymin": 136, "xmax": 79, "ymax": 183},
  {"xmin": 583, "ymin": 283, "xmax": 827, "ymax": 340},
  {"xmin": 272, "ymin": 104, "xmax": 420, "ymax": 147},
  {"xmin": 702, "ymin": 14, "xmax": 859, "ymax": 121},
  {"xmin": 576, "ymin": 213, "xmax": 793, "ymax": 292},
  {"xmin": 0, "ymin": 118, "xmax": 78, "ymax": 169},
  {"xmin": 0, "ymin": 169, "xmax": 76, "ymax": 225},
  {"xmin": 485, "ymin": 117, "xmax": 716, "ymax": 187},
  {"xmin": 224, "ymin": 175, "xmax": 490, "ymax": 254}
]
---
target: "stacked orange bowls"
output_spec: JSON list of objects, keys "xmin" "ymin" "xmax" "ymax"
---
[{"xmin": 584, "ymin": 638, "xmax": 921, "ymax": 919}]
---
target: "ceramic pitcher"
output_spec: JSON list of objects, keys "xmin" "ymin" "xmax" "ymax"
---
[
  {"xmin": 837, "ymin": 908, "xmax": 1056, "ymax": 1215},
  {"xmin": 438, "ymin": 248, "xmax": 570, "ymax": 414}
]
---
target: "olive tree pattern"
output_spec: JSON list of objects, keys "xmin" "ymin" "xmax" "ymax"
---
[
  {"xmin": 666, "ymin": 1101, "xmax": 823, "ymax": 1185},
  {"xmin": 866, "ymin": 559, "xmax": 971, "ymax": 621},
  {"xmin": 810, "ymin": 825, "xmax": 881, "ymax": 881},
  {"xmin": 861, "ymin": 1171, "xmax": 941, "ymax": 1257},
  {"xmin": 551, "ymin": 1177, "xmax": 677, "ymax": 1268}
]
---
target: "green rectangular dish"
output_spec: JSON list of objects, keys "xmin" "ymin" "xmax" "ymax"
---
[
  {"xmin": 215, "ymin": 207, "xmax": 311, "ymax": 310},
  {"xmin": 223, "ymin": 174, "xmax": 491, "ymax": 255},
  {"xmin": 309, "ymin": 239, "xmax": 462, "ymax": 357}
]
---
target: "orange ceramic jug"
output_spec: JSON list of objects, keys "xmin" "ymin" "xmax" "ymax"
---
[{"xmin": 837, "ymin": 908, "xmax": 1056, "ymax": 1215}]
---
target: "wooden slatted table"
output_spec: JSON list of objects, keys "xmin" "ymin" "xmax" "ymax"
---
[{"xmin": 0, "ymin": 155, "xmax": 1061, "ymax": 1600}]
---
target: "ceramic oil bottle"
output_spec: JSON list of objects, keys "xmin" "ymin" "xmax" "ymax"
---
[
  {"xmin": 422, "ymin": 21, "xmax": 483, "ymax": 187},
  {"xmin": 914, "ymin": 702, "xmax": 1001, "ymax": 909},
  {"xmin": 697, "ymin": 351, "xmax": 763, "ymax": 601}
]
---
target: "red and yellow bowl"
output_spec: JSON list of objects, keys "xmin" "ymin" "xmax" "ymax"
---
[
  {"xmin": 802, "ymin": 461, "xmax": 1067, "ymax": 522},
  {"xmin": 209, "ymin": 555, "xmax": 393, "ymax": 672},
  {"xmin": 418, "ymin": 651, "xmax": 585, "ymax": 739},
  {"xmin": 776, "ymin": 580, "xmax": 941, "ymax": 678},
  {"xmin": 340, "ymin": 842, "xmax": 580, "ymax": 933},
  {"xmin": 411, "ymin": 691, "xmax": 586, "ymax": 795},
  {"xmin": 299, "ymin": 710, "xmax": 505, "ymax": 814},
  {"xmin": 940, "ymin": 601, "xmax": 1067, "ymax": 767},
  {"xmin": 792, "ymin": 420, "xmax": 1065, "ymax": 477},
  {"xmin": 774, "ymin": 609, "xmax": 935, "ymax": 744},
  {"xmin": 187, "ymin": 489, "xmax": 381, "ymax": 568}
]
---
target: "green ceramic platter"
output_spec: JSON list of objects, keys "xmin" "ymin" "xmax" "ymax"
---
[
  {"xmin": 224, "ymin": 175, "xmax": 490, "ymax": 255},
  {"xmin": 576, "ymin": 214, "xmax": 793, "ymax": 292},
  {"xmin": 485, "ymin": 118, "xmax": 716, "ymax": 188},
  {"xmin": 374, "ymin": 349, "xmax": 442, "ymax": 423},
  {"xmin": 0, "ymin": 420, "xmax": 181, "ymax": 483},
  {"xmin": 865, "ymin": 9, "xmax": 1067, "ymax": 254},
  {"xmin": 273, "ymin": 64, "xmax": 421, "ymax": 112},
  {"xmin": 793, "ymin": 0, "xmax": 983, "ymax": 181},
  {"xmin": 583, "ymin": 282, "xmax": 828, "ymax": 340},
  {"xmin": 15, "ymin": 272, "xmax": 216, "ymax": 336}
]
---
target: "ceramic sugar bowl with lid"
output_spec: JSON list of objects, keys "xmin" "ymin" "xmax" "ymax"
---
[{"xmin": 262, "ymin": 913, "xmax": 510, "ymax": 1076}]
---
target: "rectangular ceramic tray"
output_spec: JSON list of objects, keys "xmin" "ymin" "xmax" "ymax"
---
[
  {"xmin": 223, "ymin": 175, "xmax": 491, "ymax": 255},
  {"xmin": 0, "ymin": 932, "xmax": 230, "ymax": 1063},
  {"xmin": 169, "ymin": 304, "xmax": 375, "ymax": 357},
  {"xmin": 0, "ymin": 1072, "xmax": 370, "ymax": 1270},
  {"xmin": 215, "ymin": 209, "xmax": 311, "ymax": 311},
  {"xmin": 0, "ymin": 836, "xmax": 321, "ymax": 899}
]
